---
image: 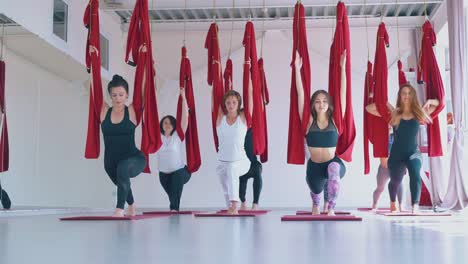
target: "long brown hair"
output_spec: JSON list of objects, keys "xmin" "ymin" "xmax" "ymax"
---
[
  {"xmin": 391, "ymin": 84, "xmax": 431, "ymax": 125},
  {"xmin": 310, "ymin": 90, "xmax": 334, "ymax": 121},
  {"xmin": 222, "ymin": 90, "xmax": 242, "ymax": 114}
]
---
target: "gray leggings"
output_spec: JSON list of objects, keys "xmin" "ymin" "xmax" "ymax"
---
[{"xmin": 373, "ymin": 165, "xmax": 404, "ymax": 204}]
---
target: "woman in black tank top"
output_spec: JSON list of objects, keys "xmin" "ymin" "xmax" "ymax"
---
[
  {"xmin": 100, "ymin": 75, "xmax": 146, "ymax": 217},
  {"xmin": 366, "ymin": 84, "xmax": 438, "ymax": 213}
]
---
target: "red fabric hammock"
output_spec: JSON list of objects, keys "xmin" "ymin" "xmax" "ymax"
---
[
  {"xmin": 398, "ymin": 60, "xmax": 408, "ymax": 86},
  {"xmin": 224, "ymin": 59, "xmax": 233, "ymax": 93},
  {"xmin": 83, "ymin": 0, "xmax": 104, "ymax": 159},
  {"xmin": 371, "ymin": 22, "xmax": 391, "ymax": 158},
  {"xmin": 0, "ymin": 60, "xmax": 9, "ymax": 172},
  {"xmin": 177, "ymin": 47, "xmax": 201, "ymax": 173},
  {"xmin": 328, "ymin": 2, "xmax": 356, "ymax": 162},
  {"xmin": 125, "ymin": 0, "xmax": 162, "ymax": 172},
  {"xmin": 242, "ymin": 21, "xmax": 265, "ymax": 155},
  {"xmin": 258, "ymin": 58, "xmax": 269, "ymax": 163},
  {"xmin": 418, "ymin": 21, "xmax": 445, "ymax": 157},
  {"xmin": 205, "ymin": 23, "xmax": 224, "ymax": 151},
  {"xmin": 287, "ymin": 2, "xmax": 311, "ymax": 164},
  {"xmin": 363, "ymin": 61, "xmax": 374, "ymax": 175}
]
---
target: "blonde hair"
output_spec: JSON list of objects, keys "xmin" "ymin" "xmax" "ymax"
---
[{"xmin": 390, "ymin": 84, "xmax": 431, "ymax": 126}]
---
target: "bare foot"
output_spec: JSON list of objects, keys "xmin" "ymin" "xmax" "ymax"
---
[
  {"xmin": 170, "ymin": 209, "xmax": 178, "ymax": 213},
  {"xmin": 399, "ymin": 203, "xmax": 405, "ymax": 212},
  {"xmin": 251, "ymin": 203, "xmax": 258, "ymax": 210},
  {"xmin": 125, "ymin": 204, "xmax": 137, "ymax": 216},
  {"xmin": 327, "ymin": 209, "xmax": 335, "ymax": 216},
  {"xmin": 228, "ymin": 201, "xmax": 239, "ymax": 214},
  {"xmin": 240, "ymin": 202, "xmax": 248, "ymax": 211},
  {"xmin": 390, "ymin": 202, "xmax": 399, "ymax": 213},
  {"xmin": 227, "ymin": 207, "xmax": 239, "ymax": 215},
  {"xmin": 412, "ymin": 204, "xmax": 420, "ymax": 214},
  {"xmin": 312, "ymin": 205, "xmax": 320, "ymax": 215},
  {"xmin": 323, "ymin": 202, "xmax": 329, "ymax": 213},
  {"xmin": 113, "ymin": 208, "xmax": 125, "ymax": 217}
]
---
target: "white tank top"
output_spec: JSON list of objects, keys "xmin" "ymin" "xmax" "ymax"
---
[
  {"xmin": 216, "ymin": 115, "xmax": 248, "ymax": 162},
  {"xmin": 156, "ymin": 134, "xmax": 185, "ymax": 173}
]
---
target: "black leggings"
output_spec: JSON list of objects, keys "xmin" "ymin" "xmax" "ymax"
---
[
  {"xmin": 239, "ymin": 161, "xmax": 263, "ymax": 204},
  {"xmin": 306, "ymin": 157, "xmax": 346, "ymax": 194},
  {"xmin": 104, "ymin": 151, "xmax": 146, "ymax": 209},
  {"xmin": 388, "ymin": 151, "xmax": 422, "ymax": 204},
  {"xmin": 159, "ymin": 166, "xmax": 191, "ymax": 211}
]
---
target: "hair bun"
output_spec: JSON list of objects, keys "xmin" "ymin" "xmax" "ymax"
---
[{"xmin": 112, "ymin": 74, "xmax": 123, "ymax": 82}]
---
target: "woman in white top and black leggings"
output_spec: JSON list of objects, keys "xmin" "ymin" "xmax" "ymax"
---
[
  {"xmin": 157, "ymin": 89, "xmax": 191, "ymax": 212},
  {"xmin": 216, "ymin": 89, "xmax": 252, "ymax": 215}
]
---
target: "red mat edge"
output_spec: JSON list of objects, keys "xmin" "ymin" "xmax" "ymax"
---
[
  {"xmin": 59, "ymin": 214, "xmax": 169, "ymax": 221},
  {"xmin": 295, "ymin": 211, "xmax": 351, "ymax": 215},
  {"xmin": 217, "ymin": 210, "xmax": 269, "ymax": 214},
  {"xmin": 281, "ymin": 215, "xmax": 362, "ymax": 221}
]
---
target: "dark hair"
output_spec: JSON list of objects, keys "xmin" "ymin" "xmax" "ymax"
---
[
  {"xmin": 310, "ymin": 90, "xmax": 334, "ymax": 121},
  {"xmin": 222, "ymin": 90, "xmax": 242, "ymax": 114},
  {"xmin": 107, "ymin": 74, "xmax": 129, "ymax": 94},
  {"xmin": 160, "ymin": 115, "xmax": 177, "ymax": 136}
]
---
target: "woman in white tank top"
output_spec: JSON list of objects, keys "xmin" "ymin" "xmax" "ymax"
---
[
  {"xmin": 156, "ymin": 89, "xmax": 191, "ymax": 212},
  {"xmin": 216, "ymin": 90, "xmax": 252, "ymax": 214}
]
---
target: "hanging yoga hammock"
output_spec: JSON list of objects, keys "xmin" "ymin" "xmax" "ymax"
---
[
  {"xmin": 362, "ymin": 0, "xmax": 374, "ymax": 174},
  {"xmin": 258, "ymin": 0, "xmax": 270, "ymax": 163},
  {"xmin": 177, "ymin": 1, "xmax": 201, "ymax": 173},
  {"xmin": 223, "ymin": 0, "xmax": 235, "ymax": 93},
  {"xmin": 287, "ymin": 0, "xmax": 311, "ymax": 165},
  {"xmin": 242, "ymin": 0, "xmax": 266, "ymax": 155},
  {"xmin": 205, "ymin": 0, "xmax": 225, "ymax": 152},
  {"xmin": 328, "ymin": 1, "xmax": 355, "ymax": 162},
  {"xmin": 0, "ymin": 23, "xmax": 9, "ymax": 172},
  {"xmin": 395, "ymin": 0, "xmax": 408, "ymax": 86},
  {"xmin": 83, "ymin": 0, "xmax": 104, "ymax": 159},
  {"xmin": 125, "ymin": 0, "xmax": 162, "ymax": 172}
]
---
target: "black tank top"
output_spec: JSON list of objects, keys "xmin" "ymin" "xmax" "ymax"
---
[
  {"xmin": 391, "ymin": 118, "xmax": 420, "ymax": 156},
  {"xmin": 306, "ymin": 120, "xmax": 339, "ymax": 148},
  {"xmin": 101, "ymin": 106, "xmax": 139, "ymax": 162}
]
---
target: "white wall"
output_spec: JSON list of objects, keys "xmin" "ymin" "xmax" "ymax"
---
[
  {"xmin": 0, "ymin": 0, "xmax": 130, "ymax": 82},
  {"xmin": 0, "ymin": 47, "xmax": 118, "ymax": 208}
]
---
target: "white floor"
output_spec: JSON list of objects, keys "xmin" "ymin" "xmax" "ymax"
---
[{"xmin": 1, "ymin": 207, "xmax": 467, "ymax": 264}]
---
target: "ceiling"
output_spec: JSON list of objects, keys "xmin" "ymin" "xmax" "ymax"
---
[{"xmin": 101, "ymin": 0, "xmax": 444, "ymax": 28}]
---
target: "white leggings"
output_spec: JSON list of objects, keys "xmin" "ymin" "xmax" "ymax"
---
[{"xmin": 217, "ymin": 159, "xmax": 251, "ymax": 207}]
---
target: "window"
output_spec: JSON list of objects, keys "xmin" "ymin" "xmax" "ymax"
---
[
  {"xmin": 100, "ymin": 34, "xmax": 109, "ymax": 70},
  {"xmin": 53, "ymin": 0, "xmax": 68, "ymax": 41}
]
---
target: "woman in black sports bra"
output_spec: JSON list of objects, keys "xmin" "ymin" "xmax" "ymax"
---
[
  {"xmin": 295, "ymin": 52, "xmax": 347, "ymax": 216},
  {"xmin": 100, "ymin": 75, "xmax": 146, "ymax": 217}
]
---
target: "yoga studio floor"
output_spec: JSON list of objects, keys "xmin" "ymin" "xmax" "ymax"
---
[{"xmin": 1, "ymin": 208, "xmax": 468, "ymax": 264}]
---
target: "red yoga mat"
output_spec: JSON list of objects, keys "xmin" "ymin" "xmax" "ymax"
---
[
  {"xmin": 59, "ymin": 214, "xmax": 170, "ymax": 221},
  {"xmin": 377, "ymin": 212, "xmax": 452, "ymax": 217},
  {"xmin": 281, "ymin": 215, "xmax": 362, "ymax": 222},
  {"xmin": 217, "ymin": 209, "xmax": 269, "ymax": 214},
  {"xmin": 142, "ymin": 211, "xmax": 198, "ymax": 215},
  {"xmin": 194, "ymin": 212, "xmax": 256, "ymax": 217},
  {"xmin": 295, "ymin": 211, "xmax": 351, "ymax": 215}
]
